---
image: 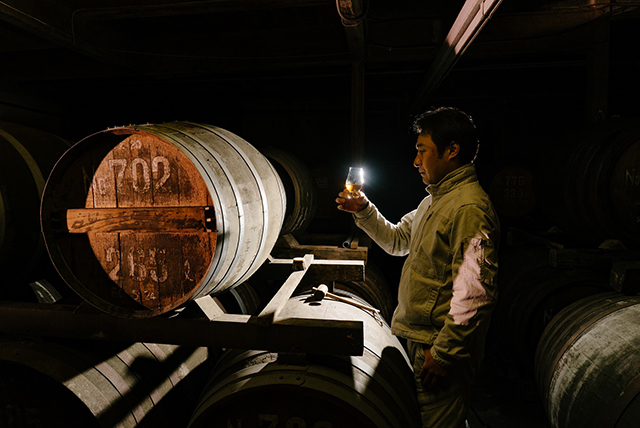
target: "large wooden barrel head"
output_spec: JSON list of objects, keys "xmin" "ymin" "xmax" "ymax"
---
[
  {"xmin": 42, "ymin": 122, "xmax": 285, "ymax": 318},
  {"xmin": 81, "ymin": 130, "xmax": 216, "ymax": 312}
]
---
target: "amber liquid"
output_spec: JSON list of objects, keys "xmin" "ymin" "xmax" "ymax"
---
[
  {"xmin": 343, "ymin": 183, "xmax": 363, "ymax": 211},
  {"xmin": 346, "ymin": 183, "xmax": 363, "ymax": 193}
]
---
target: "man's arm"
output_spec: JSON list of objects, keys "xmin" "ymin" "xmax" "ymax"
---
[
  {"xmin": 353, "ymin": 201, "xmax": 416, "ymax": 257},
  {"xmin": 336, "ymin": 190, "xmax": 421, "ymax": 257}
]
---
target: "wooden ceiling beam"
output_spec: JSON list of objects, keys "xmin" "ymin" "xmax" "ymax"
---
[
  {"xmin": 411, "ymin": 0, "xmax": 504, "ymax": 111},
  {"xmin": 0, "ymin": 0, "xmax": 145, "ymax": 73},
  {"xmin": 73, "ymin": 0, "xmax": 329, "ymax": 21}
]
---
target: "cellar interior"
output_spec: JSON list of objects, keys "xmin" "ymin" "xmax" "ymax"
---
[{"xmin": 1, "ymin": 1, "xmax": 640, "ymax": 427}]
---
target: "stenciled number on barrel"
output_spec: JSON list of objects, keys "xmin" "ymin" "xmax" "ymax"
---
[
  {"xmin": 502, "ymin": 175, "xmax": 526, "ymax": 199},
  {"xmin": 1, "ymin": 404, "xmax": 43, "ymax": 428},
  {"xmin": 104, "ymin": 246, "xmax": 169, "ymax": 286},
  {"xmin": 108, "ymin": 156, "xmax": 171, "ymax": 193}
]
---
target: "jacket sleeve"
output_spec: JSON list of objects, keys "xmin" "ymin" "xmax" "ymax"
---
[
  {"xmin": 430, "ymin": 203, "xmax": 500, "ymax": 368},
  {"xmin": 353, "ymin": 202, "xmax": 415, "ymax": 257}
]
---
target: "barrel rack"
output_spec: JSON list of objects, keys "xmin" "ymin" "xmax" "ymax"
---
[{"xmin": 0, "ymin": 241, "xmax": 368, "ymax": 356}]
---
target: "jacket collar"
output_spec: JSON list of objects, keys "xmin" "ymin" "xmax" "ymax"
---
[{"xmin": 426, "ymin": 163, "xmax": 477, "ymax": 197}]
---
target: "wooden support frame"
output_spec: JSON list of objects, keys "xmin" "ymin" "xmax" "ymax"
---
[
  {"xmin": 65, "ymin": 206, "xmax": 215, "ymax": 233},
  {"xmin": 271, "ymin": 233, "xmax": 368, "ymax": 262},
  {"xmin": 0, "ymin": 254, "xmax": 366, "ymax": 356}
]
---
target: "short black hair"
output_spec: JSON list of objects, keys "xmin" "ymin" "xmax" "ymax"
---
[{"xmin": 412, "ymin": 107, "xmax": 479, "ymax": 164}]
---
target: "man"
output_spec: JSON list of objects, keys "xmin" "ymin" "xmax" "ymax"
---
[{"xmin": 336, "ymin": 107, "xmax": 499, "ymax": 428}]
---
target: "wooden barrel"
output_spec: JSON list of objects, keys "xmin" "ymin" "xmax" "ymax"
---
[
  {"xmin": 534, "ymin": 292, "xmax": 640, "ymax": 428},
  {"xmin": 537, "ymin": 119, "xmax": 640, "ymax": 246},
  {"xmin": 488, "ymin": 165, "xmax": 536, "ymax": 218},
  {"xmin": 41, "ymin": 122, "xmax": 286, "ymax": 317},
  {"xmin": 0, "ymin": 122, "xmax": 70, "ymax": 295},
  {"xmin": 187, "ymin": 293, "xmax": 421, "ymax": 428},
  {"xmin": 494, "ymin": 246, "xmax": 609, "ymax": 369},
  {"xmin": 334, "ymin": 261, "xmax": 395, "ymax": 322},
  {"xmin": 261, "ymin": 147, "xmax": 317, "ymax": 235},
  {"xmin": 0, "ymin": 338, "xmax": 211, "ymax": 428},
  {"xmin": 214, "ymin": 280, "xmax": 263, "ymax": 315}
]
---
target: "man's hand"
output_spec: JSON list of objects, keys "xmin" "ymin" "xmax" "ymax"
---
[
  {"xmin": 336, "ymin": 190, "xmax": 369, "ymax": 213},
  {"xmin": 420, "ymin": 347, "xmax": 450, "ymax": 389}
]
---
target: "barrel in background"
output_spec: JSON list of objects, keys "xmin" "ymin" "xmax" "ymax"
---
[
  {"xmin": 494, "ymin": 245, "xmax": 610, "ymax": 369},
  {"xmin": 188, "ymin": 293, "xmax": 420, "ymax": 428},
  {"xmin": 0, "ymin": 338, "xmax": 211, "ymax": 428},
  {"xmin": 535, "ymin": 292, "xmax": 640, "ymax": 428},
  {"xmin": 0, "ymin": 122, "xmax": 70, "ymax": 299},
  {"xmin": 41, "ymin": 122, "xmax": 286, "ymax": 317},
  {"xmin": 536, "ymin": 119, "xmax": 640, "ymax": 247},
  {"xmin": 333, "ymin": 261, "xmax": 395, "ymax": 322},
  {"xmin": 261, "ymin": 146, "xmax": 317, "ymax": 235},
  {"xmin": 488, "ymin": 165, "xmax": 536, "ymax": 219}
]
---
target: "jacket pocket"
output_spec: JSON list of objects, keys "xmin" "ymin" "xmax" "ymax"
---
[
  {"xmin": 422, "ymin": 287, "xmax": 439, "ymax": 325},
  {"xmin": 410, "ymin": 248, "xmax": 447, "ymax": 283},
  {"xmin": 409, "ymin": 212, "xmax": 450, "ymax": 283}
]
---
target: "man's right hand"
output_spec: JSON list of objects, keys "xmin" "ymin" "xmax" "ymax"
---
[{"xmin": 336, "ymin": 190, "xmax": 369, "ymax": 213}]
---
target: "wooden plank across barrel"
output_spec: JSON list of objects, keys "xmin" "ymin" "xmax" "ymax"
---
[{"xmin": 41, "ymin": 122, "xmax": 286, "ymax": 318}]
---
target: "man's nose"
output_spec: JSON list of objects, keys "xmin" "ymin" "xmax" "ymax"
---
[{"xmin": 413, "ymin": 155, "xmax": 421, "ymax": 168}]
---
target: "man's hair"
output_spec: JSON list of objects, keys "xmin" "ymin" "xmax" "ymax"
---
[{"xmin": 412, "ymin": 107, "xmax": 479, "ymax": 164}]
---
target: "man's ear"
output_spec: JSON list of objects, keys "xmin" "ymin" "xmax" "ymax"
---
[{"xmin": 448, "ymin": 142, "xmax": 460, "ymax": 160}]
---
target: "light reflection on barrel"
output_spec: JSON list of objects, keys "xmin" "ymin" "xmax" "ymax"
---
[
  {"xmin": 188, "ymin": 293, "xmax": 420, "ymax": 428},
  {"xmin": 535, "ymin": 292, "xmax": 640, "ymax": 428}
]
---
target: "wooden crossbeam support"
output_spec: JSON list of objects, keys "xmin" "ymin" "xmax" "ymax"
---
[
  {"xmin": 65, "ymin": 206, "xmax": 215, "ymax": 233},
  {"xmin": 0, "ymin": 301, "xmax": 364, "ymax": 355},
  {"xmin": 258, "ymin": 256, "xmax": 365, "ymax": 283},
  {"xmin": 195, "ymin": 295, "xmax": 226, "ymax": 320},
  {"xmin": 272, "ymin": 234, "xmax": 368, "ymax": 262},
  {"xmin": 258, "ymin": 255, "xmax": 314, "ymax": 325}
]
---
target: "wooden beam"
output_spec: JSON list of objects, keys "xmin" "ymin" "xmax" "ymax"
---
[
  {"xmin": 258, "ymin": 255, "xmax": 314, "ymax": 325},
  {"xmin": 261, "ymin": 257, "xmax": 365, "ymax": 283},
  {"xmin": 0, "ymin": 300, "xmax": 364, "ymax": 355},
  {"xmin": 272, "ymin": 234, "xmax": 368, "ymax": 262},
  {"xmin": 65, "ymin": 207, "xmax": 215, "ymax": 233},
  {"xmin": 411, "ymin": 0, "xmax": 504, "ymax": 111},
  {"xmin": 0, "ymin": 0, "xmax": 143, "ymax": 72},
  {"xmin": 74, "ymin": 0, "xmax": 330, "ymax": 21}
]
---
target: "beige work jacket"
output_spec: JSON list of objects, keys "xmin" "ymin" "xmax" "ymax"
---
[{"xmin": 354, "ymin": 163, "xmax": 499, "ymax": 370}]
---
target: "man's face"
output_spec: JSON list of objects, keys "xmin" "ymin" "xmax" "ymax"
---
[{"xmin": 413, "ymin": 133, "xmax": 453, "ymax": 185}]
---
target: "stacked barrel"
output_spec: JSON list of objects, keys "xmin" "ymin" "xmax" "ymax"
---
[
  {"xmin": 40, "ymin": 122, "xmax": 287, "ymax": 318},
  {"xmin": 0, "ymin": 338, "xmax": 211, "ymax": 428},
  {"xmin": 0, "ymin": 122, "xmax": 71, "ymax": 300},
  {"xmin": 188, "ymin": 292, "xmax": 420, "ymax": 428},
  {"xmin": 0, "ymin": 120, "xmax": 417, "ymax": 426},
  {"xmin": 536, "ymin": 119, "xmax": 640, "ymax": 248},
  {"xmin": 535, "ymin": 293, "xmax": 640, "ymax": 428}
]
